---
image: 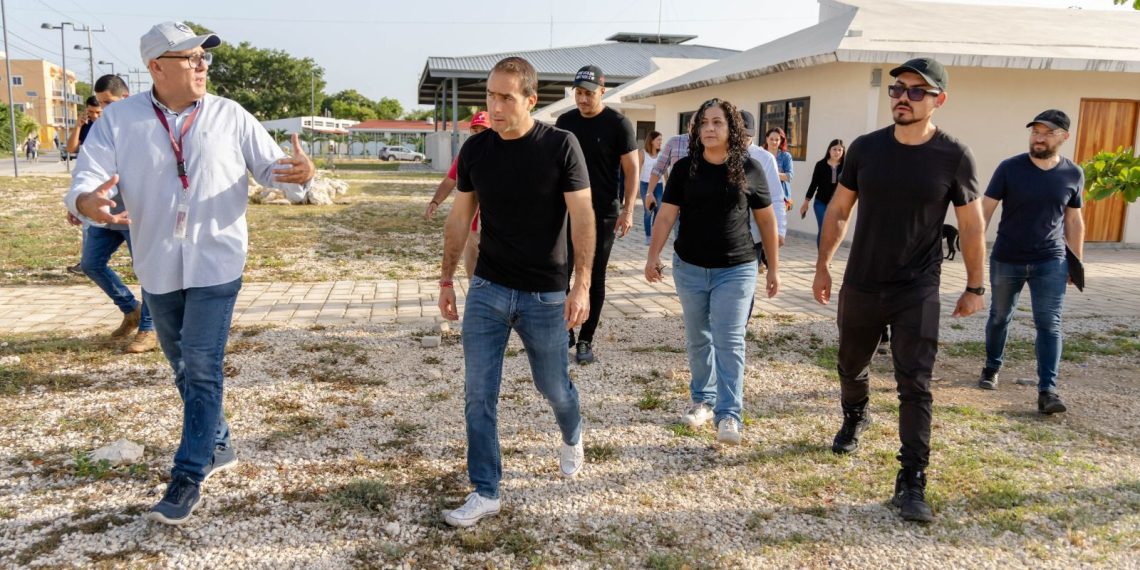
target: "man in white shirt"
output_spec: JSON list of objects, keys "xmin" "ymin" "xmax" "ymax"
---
[{"xmin": 65, "ymin": 21, "xmax": 314, "ymax": 525}]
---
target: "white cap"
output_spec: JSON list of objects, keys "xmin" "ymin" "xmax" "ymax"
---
[{"xmin": 139, "ymin": 21, "xmax": 220, "ymax": 65}]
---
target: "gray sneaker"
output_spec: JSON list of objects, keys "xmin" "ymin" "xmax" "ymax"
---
[
  {"xmin": 682, "ymin": 402, "xmax": 714, "ymax": 428},
  {"xmin": 716, "ymin": 418, "xmax": 742, "ymax": 445},
  {"xmin": 146, "ymin": 474, "xmax": 202, "ymax": 525},
  {"xmin": 203, "ymin": 445, "xmax": 238, "ymax": 481}
]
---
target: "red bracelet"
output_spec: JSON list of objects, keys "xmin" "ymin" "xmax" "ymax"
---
[{"xmin": 438, "ymin": 280, "xmax": 454, "ymax": 288}]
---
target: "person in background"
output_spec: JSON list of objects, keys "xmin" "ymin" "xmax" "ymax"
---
[
  {"xmin": 638, "ymin": 131, "xmax": 663, "ymax": 246},
  {"xmin": 424, "ymin": 110, "xmax": 491, "ymax": 279},
  {"xmin": 977, "ymin": 109, "xmax": 1084, "ymax": 416},
  {"xmin": 764, "ymin": 127, "xmax": 795, "ymax": 211},
  {"xmin": 801, "ymin": 139, "xmax": 845, "ymax": 247},
  {"xmin": 645, "ymin": 98, "xmax": 780, "ymax": 446}
]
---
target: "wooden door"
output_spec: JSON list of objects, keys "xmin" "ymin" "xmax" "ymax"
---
[{"xmin": 1074, "ymin": 99, "xmax": 1139, "ymax": 242}]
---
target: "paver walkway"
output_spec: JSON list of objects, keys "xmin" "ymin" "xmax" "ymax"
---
[{"xmin": 4, "ymin": 226, "xmax": 1139, "ymax": 334}]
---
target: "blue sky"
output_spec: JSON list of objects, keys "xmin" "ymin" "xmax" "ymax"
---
[{"xmin": 5, "ymin": 0, "xmax": 1135, "ymax": 111}]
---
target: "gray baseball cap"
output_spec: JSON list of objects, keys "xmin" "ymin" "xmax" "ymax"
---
[{"xmin": 140, "ymin": 21, "xmax": 220, "ymax": 65}]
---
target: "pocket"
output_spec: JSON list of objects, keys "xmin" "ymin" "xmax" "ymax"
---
[
  {"xmin": 469, "ymin": 275, "xmax": 490, "ymax": 289},
  {"xmin": 533, "ymin": 290, "xmax": 566, "ymax": 306}
]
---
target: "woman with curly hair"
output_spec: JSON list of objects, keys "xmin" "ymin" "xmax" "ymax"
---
[{"xmin": 644, "ymin": 98, "xmax": 781, "ymax": 445}]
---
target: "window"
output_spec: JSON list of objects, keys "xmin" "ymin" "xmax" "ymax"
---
[
  {"xmin": 13, "ymin": 103, "xmax": 26, "ymax": 113},
  {"xmin": 11, "ymin": 76, "xmax": 23, "ymax": 86},
  {"xmin": 678, "ymin": 111, "xmax": 696, "ymax": 136},
  {"xmin": 635, "ymin": 121, "xmax": 655, "ymax": 146},
  {"xmin": 760, "ymin": 97, "xmax": 810, "ymax": 161},
  {"xmin": 26, "ymin": 90, "xmax": 38, "ymax": 97}
]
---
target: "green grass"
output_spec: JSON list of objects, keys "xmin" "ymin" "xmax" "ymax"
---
[
  {"xmin": 630, "ymin": 346, "xmax": 686, "ymax": 354},
  {"xmin": 328, "ymin": 479, "xmax": 391, "ymax": 513},
  {"xmin": 636, "ymin": 391, "xmax": 666, "ymax": 411}
]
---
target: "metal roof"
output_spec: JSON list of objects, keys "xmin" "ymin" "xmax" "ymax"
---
[
  {"xmin": 418, "ymin": 37, "xmax": 737, "ymax": 106},
  {"xmin": 628, "ymin": 0, "xmax": 1140, "ymax": 101}
]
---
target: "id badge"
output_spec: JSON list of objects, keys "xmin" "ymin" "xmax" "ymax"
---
[{"xmin": 174, "ymin": 203, "xmax": 189, "ymax": 239}]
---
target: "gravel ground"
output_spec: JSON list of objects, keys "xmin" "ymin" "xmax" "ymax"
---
[{"xmin": 0, "ymin": 313, "xmax": 1137, "ymax": 568}]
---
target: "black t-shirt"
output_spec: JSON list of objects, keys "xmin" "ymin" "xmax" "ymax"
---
[
  {"xmin": 839, "ymin": 125, "xmax": 979, "ymax": 290},
  {"xmin": 663, "ymin": 155, "xmax": 773, "ymax": 268},
  {"xmin": 555, "ymin": 107, "xmax": 637, "ymax": 215},
  {"xmin": 78, "ymin": 122, "xmax": 93, "ymax": 145},
  {"xmin": 987, "ymin": 154, "xmax": 1083, "ymax": 264},
  {"xmin": 456, "ymin": 121, "xmax": 590, "ymax": 292}
]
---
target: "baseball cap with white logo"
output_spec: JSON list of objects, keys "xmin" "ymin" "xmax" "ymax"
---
[{"xmin": 140, "ymin": 21, "xmax": 221, "ymax": 66}]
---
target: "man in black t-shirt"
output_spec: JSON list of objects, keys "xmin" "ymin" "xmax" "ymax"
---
[
  {"xmin": 978, "ymin": 109, "xmax": 1084, "ymax": 415},
  {"xmin": 437, "ymin": 57, "xmax": 596, "ymax": 529},
  {"xmin": 556, "ymin": 65, "xmax": 639, "ymax": 365},
  {"xmin": 812, "ymin": 58, "xmax": 986, "ymax": 523}
]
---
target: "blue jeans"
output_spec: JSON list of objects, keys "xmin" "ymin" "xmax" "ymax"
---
[
  {"xmin": 462, "ymin": 276, "xmax": 582, "ymax": 499},
  {"xmin": 672, "ymin": 255, "xmax": 756, "ymax": 424},
  {"xmin": 639, "ymin": 180, "xmax": 663, "ymax": 238},
  {"xmin": 985, "ymin": 258, "xmax": 1068, "ymax": 393},
  {"xmin": 812, "ymin": 199, "xmax": 828, "ymax": 248},
  {"xmin": 81, "ymin": 226, "xmax": 153, "ymax": 332},
  {"xmin": 144, "ymin": 277, "xmax": 241, "ymax": 484}
]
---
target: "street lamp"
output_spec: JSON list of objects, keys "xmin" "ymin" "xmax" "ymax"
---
[
  {"xmin": 74, "ymin": 43, "xmax": 93, "ymax": 84},
  {"xmin": 41, "ymin": 22, "xmax": 73, "ymax": 171},
  {"xmin": 97, "ymin": 59, "xmax": 113, "ymax": 75}
]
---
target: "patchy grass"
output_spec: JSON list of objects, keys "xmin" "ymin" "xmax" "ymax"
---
[{"xmin": 0, "ymin": 173, "xmax": 446, "ymax": 284}]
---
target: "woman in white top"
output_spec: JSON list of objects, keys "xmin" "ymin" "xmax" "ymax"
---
[{"xmin": 638, "ymin": 130, "xmax": 664, "ymax": 246}]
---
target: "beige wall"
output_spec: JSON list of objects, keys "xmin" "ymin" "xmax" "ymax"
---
[{"xmin": 638, "ymin": 62, "xmax": 1140, "ymax": 244}]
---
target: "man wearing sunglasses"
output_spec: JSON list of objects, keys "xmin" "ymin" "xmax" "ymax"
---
[
  {"xmin": 812, "ymin": 57, "xmax": 986, "ymax": 523},
  {"xmin": 65, "ymin": 21, "xmax": 314, "ymax": 526},
  {"xmin": 977, "ymin": 110, "xmax": 1083, "ymax": 416}
]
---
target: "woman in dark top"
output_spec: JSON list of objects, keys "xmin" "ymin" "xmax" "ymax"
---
[
  {"xmin": 644, "ymin": 98, "xmax": 781, "ymax": 446},
  {"xmin": 800, "ymin": 139, "xmax": 845, "ymax": 247}
]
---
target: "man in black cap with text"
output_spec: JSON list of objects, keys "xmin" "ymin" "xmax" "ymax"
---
[
  {"xmin": 977, "ymin": 109, "xmax": 1083, "ymax": 415},
  {"xmin": 556, "ymin": 65, "xmax": 639, "ymax": 364},
  {"xmin": 812, "ymin": 57, "xmax": 986, "ymax": 523}
]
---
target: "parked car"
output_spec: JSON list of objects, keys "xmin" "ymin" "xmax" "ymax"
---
[{"xmin": 379, "ymin": 145, "xmax": 425, "ymax": 162}]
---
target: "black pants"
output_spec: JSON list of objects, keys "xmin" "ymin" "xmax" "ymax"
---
[
  {"xmin": 567, "ymin": 213, "xmax": 618, "ymax": 343},
  {"xmin": 836, "ymin": 285, "xmax": 940, "ymax": 469}
]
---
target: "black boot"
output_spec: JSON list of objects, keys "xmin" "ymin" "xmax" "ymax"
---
[
  {"xmin": 892, "ymin": 468, "xmax": 934, "ymax": 523},
  {"xmin": 1038, "ymin": 391, "xmax": 1067, "ymax": 414},
  {"xmin": 978, "ymin": 367, "xmax": 999, "ymax": 390},
  {"xmin": 831, "ymin": 400, "xmax": 871, "ymax": 454}
]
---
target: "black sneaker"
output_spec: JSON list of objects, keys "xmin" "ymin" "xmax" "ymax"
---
[
  {"xmin": 146, "ymin": 474, "xmax": 202, "ymax": 525},
  {"xmin": 66, "ymin": 262, "xmax": 84, "ymax": 276},
  {"xmin": 568, "ymin": 329, "xmax": 576, "ymax": 350},
  {"xmin": 1038, "ymin": 392, "xmax": 1067, "ymax": 414},
  {"xmin": 204, "ymin": 445, "xmax": 238, "ymax": 481},
  {"xmin": 831, "ymin": 410, "xmax": 872, "ymax": 454},
  {"xmin": 978, "ymin": 367, "xmax": 999, "ymax": 390},
  {"xmin": 575, "ymin": 341, "xmax": 595, "ymax": 365},
  {"xmin": 891, "ymin": 468, "xmax": 934, "ymax": 523}
]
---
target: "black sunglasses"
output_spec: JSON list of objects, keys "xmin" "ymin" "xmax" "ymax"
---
[{"xmin": 887, "ymin": 83, "xmax": 941, "ymax": 102}]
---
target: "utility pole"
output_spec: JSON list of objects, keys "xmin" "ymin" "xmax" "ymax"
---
[
  {"xmin": 3, "ymin": 0, "xmax": 19, "ymax": 176},
  {"xmin": 128, "ymin": 68, "xmax": 147, "ymax": 94}
]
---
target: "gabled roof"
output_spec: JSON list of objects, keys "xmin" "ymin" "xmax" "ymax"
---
[
  {"xmin": 418, "ymin": 37, "xmax": 737, "ymax": 106},
  {"xmin": 628, "ymin": 0, "xmax": 1140, "ymax": 101}
]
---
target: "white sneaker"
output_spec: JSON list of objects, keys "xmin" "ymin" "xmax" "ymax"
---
[
  {"xmin": 443, "ymin": 492, "xmax": 501, "ymax": 528},
  {"xmin": 560, "ymin": 440, "xmax": 585, "ymax": 478},
  {"xmin": 682, "ymin": 403, "xmax": 714, "ymax": 428},
  {"xmin": 717, "ymin": 418, "xmax": 742, "ymax": 445}
]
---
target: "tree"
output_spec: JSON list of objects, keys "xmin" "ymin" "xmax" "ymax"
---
[
  {"xmin": 185, "ymin": 22, "xmax": 326, "ymax": 120},
  {"xmin": 0, "ymin": 104, "xmax": 40, "ymax": 153},
  {"xmin": 1113, "ymin": 0, "xmax": 1139, "ymax": 9},
  {"xmin": 322, "ymin": 89, "xmax": 377, "ymax": 121},
  {"xmin": 75, "ymin": 81, "xmax": 92, "ymax": 100},
  {"xmin": 403, "ymin": 108, "xmax": 434, "ymax": 121},
  {"xmin": 375, "ymin": 97, "xmax": 403, "ymax": 120}
]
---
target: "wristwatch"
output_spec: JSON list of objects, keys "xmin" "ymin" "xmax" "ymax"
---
[{"xmin": 965, "ymin": 285, "xmax": 986, "ymax": 296}]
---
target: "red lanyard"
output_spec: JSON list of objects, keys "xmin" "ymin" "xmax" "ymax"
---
[{"xmin": 151, "ymin": 102, "xmax": 201, "ymax": 191}]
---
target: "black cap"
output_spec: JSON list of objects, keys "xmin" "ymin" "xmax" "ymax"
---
[
  {"xmin": 740, "ymin": 110, "xmax": 756, "ymax": 133},
  {"xmin": 1026, "ymin": 109, "xmax": 1070, "ymax": 132},
  {"xmin": 889, "ymin": 57, "xmax": 948, "ymax": 91},
  {"xmin": 572, "ymin": 65, "xmax": 605, "ymax": 91}
]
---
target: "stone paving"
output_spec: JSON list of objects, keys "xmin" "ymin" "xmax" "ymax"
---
[{"xmin": 3, "ymin": 225, "xmax": 1139, "ymax": 334}]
